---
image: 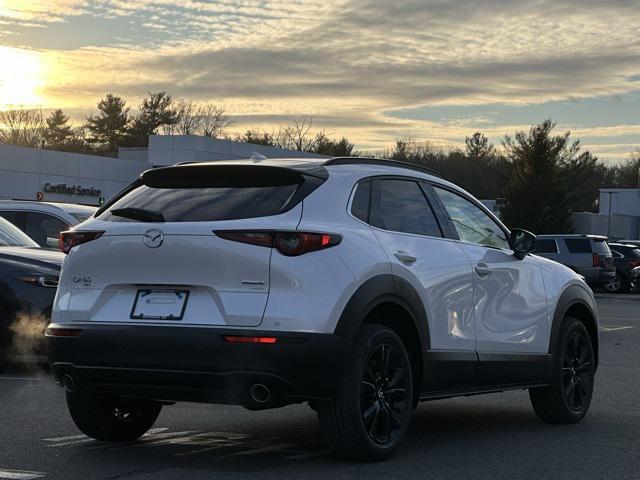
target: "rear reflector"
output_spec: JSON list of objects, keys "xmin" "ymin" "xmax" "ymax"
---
[
  {"xmin": 45, "ymin": 327, "xmax": 83, "ymax": 337},
  {"xmin": 223, "ymin": 336, "xmax": 277, "ymax": 344}
]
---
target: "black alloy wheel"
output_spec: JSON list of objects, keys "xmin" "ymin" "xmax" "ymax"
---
[
  {"xmin": 562, "ymin": 330, "xmax": 594, "ymax": 414},
  {"xmin": 360, "ymin": 344, "xmax": 409, "ymax": 446}
]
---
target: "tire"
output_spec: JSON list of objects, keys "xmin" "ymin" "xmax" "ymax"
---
[
  {"xmin": 529, "ymin": 317, "xmax": 595, "ymax": 424},
  {"xmin": 603, "ymin": 273, "xmax": 627, "ymax": 294},
  {"xmin": 317, "ymin": 324, "xmax": 414, "ymax": 461},
  {"xmin": 66, "ymin": 389, "xmax": 162, "ymax": 442}
]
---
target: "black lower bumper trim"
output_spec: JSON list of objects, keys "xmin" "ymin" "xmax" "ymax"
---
[{"xmin": 48, "ymin": 323, "xmax": 350, "ymax": 407}]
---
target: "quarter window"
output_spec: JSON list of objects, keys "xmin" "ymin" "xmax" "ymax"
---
[
  {"xmin": 350, "ymin": 180, "xmax": 371, "ymax": 222},
  {"xmin": 434, "ymin": 187, "xmax": 510, "ymax": 250},
  {"xmin": 370, "ymin": 179, "xmax": 442, "ymax": 237}
]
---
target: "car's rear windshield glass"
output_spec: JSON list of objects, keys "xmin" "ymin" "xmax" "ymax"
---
[
  {"xmin": 591, "ymin": 239, "xmax": 611, "ymax": 254},
  {"xmin": 99, "ymin": 184, "xmax": 300, "ymax": 222}
]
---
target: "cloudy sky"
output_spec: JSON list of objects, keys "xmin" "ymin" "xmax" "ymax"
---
[{"xmin": 1, "ymin": 0, "xmax": 639, "ymax": 161}]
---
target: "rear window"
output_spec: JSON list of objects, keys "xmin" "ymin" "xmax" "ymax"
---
[
  {"xmin": 564, "ymin": 238, "xmax": 592, "ymax": 253},
  {"xmin": 535, "ymin": 239, "xmax": 558, "ymax": 254},
  {"xmin": 100, "ymin": 184, "xmax": 300, "ymax": 222},
  {"xmin": 591, "ymin": 239, "xmax": 611, "ymax": 254}
]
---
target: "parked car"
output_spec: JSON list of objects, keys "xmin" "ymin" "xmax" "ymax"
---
[
  {"xmin": 604, "ymin": 243, "xmax": 640, "ymax": 293},
  {"xmin": 534, "ymin": 234, "xmax": 616, "ymax": 288},
  {"xmin": 0, "ymin": 201, "xmax": 97, "ymax": 249},
  {"xmin": 631, "ymin": 266, "xmax": 640, "ymax": 292},
  {"xmin": 0, "ymin": 216, "xmax": 63, "ymax": 368},
  {"xmin": 47, "ymin": 158, "xmax": 599, "ymax": 461}
]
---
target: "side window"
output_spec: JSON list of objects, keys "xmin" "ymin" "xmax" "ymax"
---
[
  {"xmin": 535, "ymin": 239, "xmax": 559, "ymax": 254},
  {"xmin": 434, "ymin": 186, "xmax": 510, "ymax": 250},
  {"xmin": 564, "ymin": 238, "xmax": 591, "ymax": 254},
  {"xmin": 370, "ymin": 179, "xmax": 442, "ymax": 237},
  {"xmin": 350, "ymin": 180, "xmax": 370, "ymax": 222},
  {"xmin": 25, "ymin": 213, "xmax": 69, "ymax": 249},
  {"xmin": 0, "ymin": 210, "xmax": 24, "ymax": 230}
]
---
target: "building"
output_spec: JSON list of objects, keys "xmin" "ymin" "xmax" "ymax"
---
[
  {"xmin": 0, "ymin": 135, "xmax": 325, "ymax": 206},
  {"xmin": 571, "ymin": 188, "xmax": 640, "ymax": 240}
]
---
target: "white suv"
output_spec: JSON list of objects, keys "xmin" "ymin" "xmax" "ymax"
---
[{"xmin": 47, "ymin": 158, "xmax": 599, "ymax": 461}]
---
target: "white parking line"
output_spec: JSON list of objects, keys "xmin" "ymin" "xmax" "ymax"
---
[
  {"xmin": 0, "ymin": 469, "xmax": 45, "ymax": 480},
  {"xmin": 600, "ymin": 326, "xmax": 634, "ymax": 332}
]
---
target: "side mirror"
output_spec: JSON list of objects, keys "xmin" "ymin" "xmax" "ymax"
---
[{"xmin": 510, "ymin": 228, "xmax": 536, "ymax": 260}]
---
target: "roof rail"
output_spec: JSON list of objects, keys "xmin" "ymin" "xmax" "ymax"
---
[{"xmin": 324, "ymin": 157, "xmax": 446, "ymax": 180}]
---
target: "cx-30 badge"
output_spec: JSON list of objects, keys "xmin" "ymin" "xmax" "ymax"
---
[{"xmin": 143, "ymin": 229, "xmax": 164, "ymax": 248}]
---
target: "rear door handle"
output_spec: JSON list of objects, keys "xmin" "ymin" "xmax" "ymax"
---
[
  {"xmin": 475, "ymin": 263, "xmax": 493, "ymax": 277},
  {"xmin": 394, "ymin": 251, "xmax": 417, "ymax": 265}
]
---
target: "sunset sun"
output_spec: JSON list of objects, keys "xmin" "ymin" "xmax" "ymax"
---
[{"xmin": 0, "ymin": 46, "xmax": 44, "ymax": 108}]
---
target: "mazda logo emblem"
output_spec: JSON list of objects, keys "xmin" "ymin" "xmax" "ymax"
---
[{"xmin": 143, "ymin": 229, "xmax": 164, "ymax": 248}]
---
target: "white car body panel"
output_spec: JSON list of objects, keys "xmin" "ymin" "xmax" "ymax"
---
[{"xmin": 52, "ymin": 159, "xmax": 596, "ymax": 359}]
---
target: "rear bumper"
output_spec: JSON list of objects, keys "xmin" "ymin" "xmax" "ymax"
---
[{"xmin": 47, "ymin": 323, "xmax": 350, "ymax": 408}]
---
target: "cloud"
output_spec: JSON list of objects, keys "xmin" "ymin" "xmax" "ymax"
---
[{"xmin": 3, "ymin": 0, "xmax": 640, "ymax": 159}]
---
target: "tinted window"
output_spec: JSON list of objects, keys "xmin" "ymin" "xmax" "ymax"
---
[
  {"xmin": 0, "ymin": 217, "xmax": 39, "ymax": 247},
  {"xmin": 434, "ymin": 187, "xmax": 510, "ymax": 249},
  {"xmin": 25, "ymin": 212, "xmax": 69, "ymax": 249},
  {"xmin": 370, "ymin": 180, "xmax": 441, "ymax": 237},
  {"xmin": 0, "ymin": 210, "xmax": 23, "ymax": 229},
  {"xmin": 101, "ymin": 184, "xmax": 300, "ymax": 222},
  {"xmin": 351, "ymin": 180, "xmax": 370, "ymax": 222},
  {"xmin": 535, "ymin": 239, "xmax": 558, "ymax": 254},
  {"xmin": 564, "ymin": 238, "xmax": 591, "ymax": 253}
]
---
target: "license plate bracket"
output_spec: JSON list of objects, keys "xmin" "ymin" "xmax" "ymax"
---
[{"xmin": 130, "ymin": 288, "xmax": 189, "ymax": 320}]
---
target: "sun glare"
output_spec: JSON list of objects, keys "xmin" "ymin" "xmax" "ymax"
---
[{"xmin": 0, "ymin": 46, "xmax": 44, "ymax": 109}]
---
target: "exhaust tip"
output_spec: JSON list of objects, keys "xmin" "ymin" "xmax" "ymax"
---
[
  {"xmin": 249, "ymin": 383, "xmax": 271, "ymax": 403},
  {"xmin": 62, "ymin": 374, "xmax": 75, "ymax": 393}
]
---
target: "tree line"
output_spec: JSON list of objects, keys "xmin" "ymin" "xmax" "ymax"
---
[
  {"xmin": 0, "ymin": 92, "xmax": 354, "ymax": 157},
  {"xmin": 375, "ymin": 121, "xmax": 640, "ymax": 233},
  {"xmin": 0, "ymin": 93, "xmax": 639, "ymax": 233}
]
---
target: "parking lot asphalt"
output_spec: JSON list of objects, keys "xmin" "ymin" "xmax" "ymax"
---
[{"xmin": 0, "ymin": 295, "xmax": 639, "ymax": 480}]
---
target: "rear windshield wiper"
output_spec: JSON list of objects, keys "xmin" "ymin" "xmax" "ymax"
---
[{"xmin": 110, "ymin": 207, "xmax": 165, "ymax": 222}]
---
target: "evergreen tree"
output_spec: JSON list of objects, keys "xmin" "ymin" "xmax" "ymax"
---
[
  {"xmin": 501, "ymin": 120, "xmax": 583, "ymax": 233},
  {"xmin": 43, "ymin": 109, "xmax": 74, "ymax": 149},
  {"xmin": 85, "ymin": 94, "xmax": 130, "ymax": 154},
  {"xmin": 125, "ymin": 92, "xmax": 178, "ymax": 146}
]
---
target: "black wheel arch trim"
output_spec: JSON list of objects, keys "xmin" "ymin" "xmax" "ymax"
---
[
  {"xmin": 547, "ymin": 284, "xmax": 599, "ymax": 379},
  {"xmin": 333, "ymin": 274, "xmax": 430, "ymax": 351}
]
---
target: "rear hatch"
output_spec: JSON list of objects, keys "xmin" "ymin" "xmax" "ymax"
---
[
  {"xmin": 63, "ymin": 161, "xmax": 326, "ymax": 327},
  {"xmin": 591, "ymin": 237, "xmax": 614, "ymax": 268}
]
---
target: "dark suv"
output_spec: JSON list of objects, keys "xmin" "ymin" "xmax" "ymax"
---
[
  {"xmin": 606, "ymin": 243, "xmax": 640, "ymax": 293},
  {"xmin": 535, "ymin": 235, "xmax": 616, "ymax": 287}
]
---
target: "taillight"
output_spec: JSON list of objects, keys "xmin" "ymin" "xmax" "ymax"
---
[
  {"xmin": 214, "ymin": 230, "xmax": 341, "ymax": 256},
  {"xmin": 59, "ymin": 230, "xmax": 104, "ymax": 254},
  {"xmin": 592, "ymin": 253, "xmax": 600, "ymax": 267},
  {"xmin": 629, "ymin": 260, "xmax": 640, "ymax": 268}
]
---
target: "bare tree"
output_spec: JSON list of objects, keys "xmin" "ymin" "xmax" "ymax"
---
[
  {"xmin": 164, "ymin": 101, "xmax": 232, "ymax": 138},
  {"xmin": 0, "ymin": 109, "xmax": 45, "ymax": 148},
  {"xmin": 164, "ymin": 100, "xmax": 201, "ymax": 135},
  {"xmin": 275, "ymin": 117, "xmax": 324, "ymax": 151},
  {"xmin": 199, "ymin": 104, "xmax": 232, "ymax": 137}
]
